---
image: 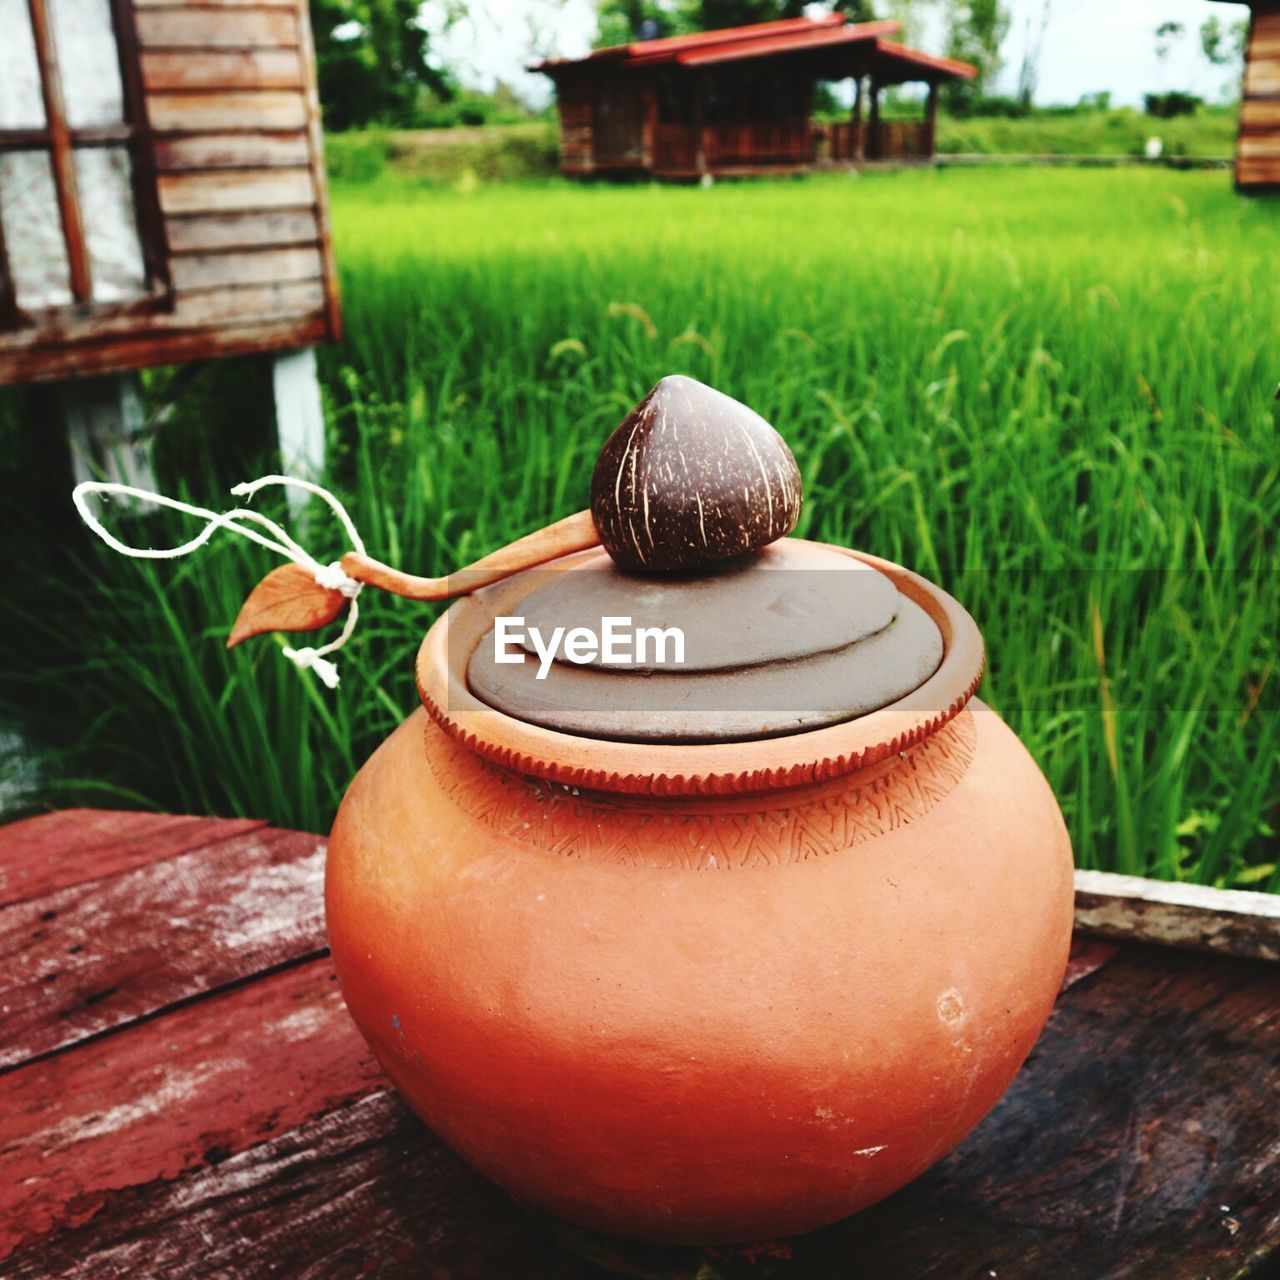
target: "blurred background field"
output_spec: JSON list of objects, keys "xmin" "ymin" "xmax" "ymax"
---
[
  {"xmin": 2, "ymin": 165, "xmax": 1277, "ymax": 890},
  {"xmin": 324, "ymin": 107, "xmax": 1240, "ymax": 186}
]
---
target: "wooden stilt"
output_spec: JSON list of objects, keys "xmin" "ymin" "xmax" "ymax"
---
[
  {"xmin": 852, "ymin": 76, "xmax": 865, "ymax": 161},
  {"xmin": 868, "ymin": 78, "xmax": 881, "ymax": 161},
  {"xmin": 272, "ymin": 348, "xmax": 326, "ymax": 518},
  {"xmin": 693, "ymin": 74, "xmax": 708, "ymax": 178},
  {"xmin": 63, "ymin": 372, "xmax": 156, "ymax": 498}
]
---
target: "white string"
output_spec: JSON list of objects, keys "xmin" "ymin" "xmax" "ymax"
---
[{"xmin": 71, "ymin": 476, "xmax": 366, "ymax": 688}]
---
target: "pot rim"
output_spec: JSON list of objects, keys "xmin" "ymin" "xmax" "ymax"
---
[{"xmin": 415, "ymin": 541, "xmax": 985, "ymax": 797}]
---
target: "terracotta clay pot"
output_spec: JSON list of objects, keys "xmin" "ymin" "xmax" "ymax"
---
[{"xmin": 325, "ymin": 544, "xmax": 1074, "ymax": 1245}]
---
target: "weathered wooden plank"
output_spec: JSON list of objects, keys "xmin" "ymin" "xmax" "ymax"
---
[
  {"xmin": 1238, "ymin": 132, "xmax": 1280, "ymax": 161},
  {"xmin": 0, "ymin": 278, "xmax": 323, "ymax": 358},
  {"xmin": 154, "ymin": 131, "xmax": 311, "ymax": 172},
  {"xmin": 135, "ymin": 8, "xmax": 297, "ymax": 48},
  {"xmin": 0, "ymin": 825, "xmax": 326, "ymax": 1070},
  {"xmin": 0, "ymin": 313, "xmax": 327, "ymax": 385},
  {"xmin": 1240, "ymin": 96, "xmax": 1280, "ymax": 128},
  {"xmin": 173, "ymin": 278, "xmax": 325, "ymax": 322},
  {"xmin": 8, "ymin": 945, "xmax": 1279, "ymax": 1280},
  {"xmin": 0, "ymin": 958, "xmax": 382, "ymax": 1261},
  {"xmin": 147, "ymin": 90, "xmax": 308, "ymax": 132},
  {"xmin": 1248, "ymin": 36, "xmax": 1280, "ymax": 59},
  {"xmin": 1243, "ymin": 62, "xmax": 1280, "ymax": 95},
  {"xmin": 816, "ymin": 945, "xmax": 1280, "ymax": 1279},
  {"xmin": 3, "ymin": 1092, "xmax": 596, "ymax": 1280},
  {"xmin": 0, "ymin": 811, "xmax": 267, "ymax": 908},
  {"xmin": 157, "ymin": 166, "xmax": 315, "ymax": 213},
  {"xmin": 1074, "ymin": 869, "xmax": 1280, "ymax": 961},
  {"xmin": 1237, "ymin": 158, "xmax": 1280, "ymax": 187},
  {"xmin": 296, "ymin": 0, "xmax": 342, "ymax": 341},
  {"xmin": 1254, "ymin": 10, "xmax": 1280, "ymax": 39},
  {"xmin": 164, "ymin": 207, "xmax": 319, "ymax": 251},
  {"xmin": 141, "ymin": 49, "xmax": 303, "ymax": 92},
  {"xmin": 1060, "ymin": 936, "xmax": 1118, "ymax": 989},
  {"xmin": 169, "ymin": 246, "xmax": 323, "ymax": 291}
]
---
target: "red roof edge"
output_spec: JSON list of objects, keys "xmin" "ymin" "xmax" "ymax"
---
[
  {"xmin": 874, "ymin": 39, "xmax": 978, "ymax": 80},
  {"xmin": 673, "ymin": 19, "xmax": 902, "ymax": 67},
  {"xmin": 531, "ymin": 13, "xmax": 847, "ymax": 73},
  {"xmin": 531, "ymin": 18, "xmax": 976, "ymax": 82}
]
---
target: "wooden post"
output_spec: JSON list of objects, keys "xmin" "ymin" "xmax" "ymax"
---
[
  {"xmin": 63, "ymin": 373, "xmax": 156, "ymax": 497},
  {"xmin": 641, "ymin": 83, "xmax": 656, "ymax": 171},
  {"xmin": 925, "ymin": 80, "xmax": 939, "ymax": 158},
  {"xmin": 273, "ymin": 348, "xmax": 326, "ymax": 518},
  {"xmin": 26, "ymin": 0, "xmax": 92, "ymax": 303},
  {"xmin": 802, "ymin": 77, "xmax": 815, "ymax": 164},
  {"xmin": 852, "ymin": 76, "xmax": 865, "ymax": 162},
  {"xmin": 693, "ymin": 74, "xmax": 708, "ymax": 178},
  {"xmin": 868, "ymin": 79, "xmax": 881, "ymax": 161}
]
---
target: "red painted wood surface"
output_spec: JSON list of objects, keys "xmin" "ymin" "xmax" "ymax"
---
[
  {"xmin": 0, "ymin": 958, "xmax": 382, "ymax": 1257},
  {"xmin": 0, "ymin": 821, "xmax": 325, "ymax": 1068},
  {"xmin": 0, "ymin": 810, "xmax": 265, "ymax": 906},
  {"xmin": 1, "ymin": 809, "xmax": 1277, "ymax": 1280}
]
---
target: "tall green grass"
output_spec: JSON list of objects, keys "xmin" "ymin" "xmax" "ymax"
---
[
  {"xmin": 3, "ymin": 168, "xmax": 1277, "ymax": 889},
  {"xmin": 935, "ymin": 105, "xmax": 1238, "ymax": 158}
]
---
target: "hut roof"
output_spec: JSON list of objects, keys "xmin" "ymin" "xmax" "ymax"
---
[{"xmin": 534, "ymin": 15, "xmax": 976, "ymax": 82}]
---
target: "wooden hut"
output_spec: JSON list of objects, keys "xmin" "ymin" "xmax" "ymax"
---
[
  {"xmin": 0, "ymin": 0, "xmax": 340, "ymax": 486},
  {"xmin": 533, "ymin": 15, "xmax": 976, "ymax": 180},
  {"xmin": 1232, "ymin": 1, "xmax": 1280, "ymax": 190}
]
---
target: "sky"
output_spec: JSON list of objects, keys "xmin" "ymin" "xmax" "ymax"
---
[{"xmin": 424, "ymin": 0, "xmax": 1252, "ymax": 110}]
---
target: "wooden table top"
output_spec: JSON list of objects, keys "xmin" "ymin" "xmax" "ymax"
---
[{"xmin": 1, "ymin": 809, "xmax": 1277, "ymax": 1279}]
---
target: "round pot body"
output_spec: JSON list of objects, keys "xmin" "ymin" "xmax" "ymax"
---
[{"xmin": 325, "ymin": 547, "xmax": 1074, "ymax": 1245}]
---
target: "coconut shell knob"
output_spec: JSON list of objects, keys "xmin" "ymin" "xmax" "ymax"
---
[{"xmin": 590, "ymin": 375, "xmax": 802, "ymax": 572}]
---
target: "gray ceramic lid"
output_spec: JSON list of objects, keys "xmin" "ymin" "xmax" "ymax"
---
[
  {"xmin": 467, "ymin": 539, "xmax": 943, "ymax": 744},
  {"xmin": 514, "ymin": 541, "xmax": 898, "ymax": 672}
]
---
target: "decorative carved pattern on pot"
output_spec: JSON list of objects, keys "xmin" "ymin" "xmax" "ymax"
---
[{"xmin": 424, "ymin": 708, "xmax": 978, "ymax": 870}]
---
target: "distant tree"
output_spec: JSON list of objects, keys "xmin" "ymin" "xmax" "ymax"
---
[
  {"xmin": 311, "ymin": 0, "xmax": 454, "ymax": 129},
  {"xmin": 1014, "ymin": 0, "xmax": 1050, "ymax": 110},
  {"xmin": 595, "ymin": 0, "xmax": 685, "ymax": 45},
  {"xmin": 829, "ymin": 0, "xmax": 877, "ymax": 23},
  {"xmin": 878, "ymin": 0, "xmax": 928, "ymax": 47},
  {"xmin": 682, "ymin": 0, "xmax": 803, "ymax": 28},
  {"xmin": 1200, "ymin": 13, "xmax": 1228, "ymax": 65},
  {"xmin": 1154, "ymin": 20, "xmax": 1186, "ymax": 63},
  {"xmin": 677, "ymin": 0, "xmax": 874, "ymax": 33},
  {"xmin": 1144, "ymin": 90, "xmax": 1202, "ymax": 118},
  {"xmin": 1199, "ymin": 14, "xmax": 1249, "ymax": 68},
  {"xmin": 942, "ymin": 0, "xmax": 1010, "ymax": 115}
]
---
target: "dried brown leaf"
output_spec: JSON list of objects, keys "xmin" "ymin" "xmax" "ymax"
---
[{"xmin": 227, "ymin": 563, "xmax": 347, "ymax": 649}]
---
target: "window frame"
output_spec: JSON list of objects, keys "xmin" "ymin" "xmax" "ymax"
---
[{"xmin": 0, "ymin": 0, "xmax": 170, "ymax": 332}]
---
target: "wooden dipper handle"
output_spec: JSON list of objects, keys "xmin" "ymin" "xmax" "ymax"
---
[{"xmin": 339, "ymin": 509, "xmax": 600, "ymax": 602}]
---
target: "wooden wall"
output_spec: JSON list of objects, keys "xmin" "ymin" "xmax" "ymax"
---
[
  {"xmin": 1239, "ymin": 6, "xmax": 1280, "ymax": 190},
  {"xmin": 0, "ymin": 0, "xmax": 340, "ymax": 385},
  {"xmin": 554, "ymin": 79, "xmax": 595, "ymax": 175}
]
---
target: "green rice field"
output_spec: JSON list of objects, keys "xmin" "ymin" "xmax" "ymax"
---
[{"xmin": 3, "ymin": 167, "xmax": 1278, "ymax": 890}]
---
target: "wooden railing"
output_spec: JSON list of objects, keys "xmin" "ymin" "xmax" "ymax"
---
[
  {"xmin": 652, "ymin": 121, "xmax": 814, "ymax": 172},
  {"xmin": 826, "ymin": 120, "xmax": 933, "ymax": 162},
  {"xmin": 705, "ymin": 121, "xmax": 814, "ymax": 167},
  {"xmin": 877, "ymin": 120, "xmax": 934, "ymax": 160},
  {"xmin": 827, "ymin": 122, "xmax": 862, "ymax": 161},
  {"xmin": 651, "ymin": 119, "xmax": 933, "ymax": 172}
]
